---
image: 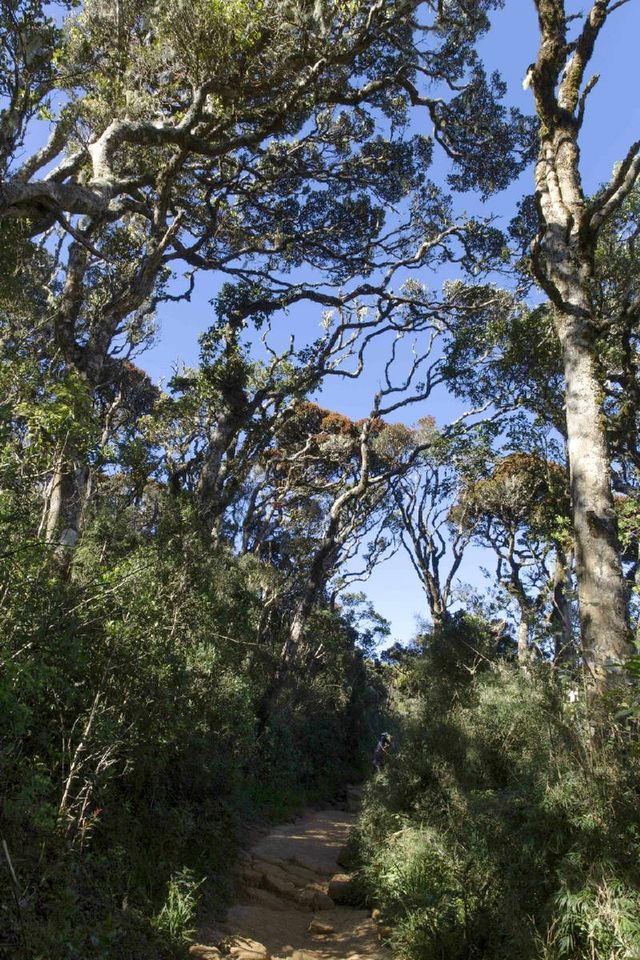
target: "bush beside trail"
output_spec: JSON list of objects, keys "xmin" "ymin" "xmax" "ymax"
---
[
  {"xmin": 353, "ymin": 615, "xmax": 640, "ymax": 960},
  {"xmin": 0, "ymin": 510, "xmax": 386, "ymax": 959}
]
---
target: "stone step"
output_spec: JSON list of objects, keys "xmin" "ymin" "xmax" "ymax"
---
[
  {"xmin": 307, "ymin": 919, "xmax": 335, "ymax": 936},
  {"xmin": 227, "ymin": 937, "xmax": 271, "ymax": 960},
  {"xmin": 242, "ymin": 886, "xmax": 292, "ymax": 912},
  {"xmin": 328, "ymin": 872, "xmax": 360, "ymax": 905},
  {"xmin": 236, "ymin": 858, "xmax": 335, "ymax": 912},
  {"xmin": 189, "ymin": 947, "xmax": 223, "ymax": 960}
]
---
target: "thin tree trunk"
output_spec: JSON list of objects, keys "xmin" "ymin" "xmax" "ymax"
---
[
  {"xmin": 517, "ymin": 614, "xmax": 531, "ymax": 663},
  {"xmin": 255, "ymin": 587, "xmax": 318, "ymax": 736},
  {"xmin": 551, "ymin": 547, "xmax": 574, "ymax": 663}
]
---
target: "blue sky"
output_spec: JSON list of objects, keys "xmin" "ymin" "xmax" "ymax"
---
[{"xmin": 140, "ymin": 1, "xmax": 640, "ymax": 645}]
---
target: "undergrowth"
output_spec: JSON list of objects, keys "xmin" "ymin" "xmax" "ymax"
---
[
  {"xmin": 354, "ymin": 614, "xmax": 640, "ymax": 960},
  {"xmin": 0, "ymin": 517, "xmax": 385, "ymax": 959}
]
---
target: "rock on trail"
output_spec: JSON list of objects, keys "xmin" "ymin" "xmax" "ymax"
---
[{"xmin": 191, "ymin": 792, "xmax": 387, "ymax": 960}]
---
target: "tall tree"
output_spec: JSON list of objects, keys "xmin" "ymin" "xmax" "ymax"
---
[
  {"xmin": 390, "ymin": 423, "xmax": 478, "ymax": 630},
  {"xmin": 1, "ymin": 0, "xmax": 532, "ymax": 561},
  {"xmin": 458, "ymin": 453, "xmax": 572, "ymax": 661},
  {"xmin": 526, "ymin": 0, "xmax": 639, "ymax": 681}
]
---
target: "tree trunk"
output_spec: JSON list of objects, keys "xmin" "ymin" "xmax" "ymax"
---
[
  {"xmin": 196, "ymin": 409, "xmax": 239, "ymax": 539},
  {"xmin": 527, "ymin": 1, "xmax": 638, "ymax": 685},
  {"xmin": 429, "ymin": 599, "xmax": 449, "ymax": 633},
  {"xmin": 289, "ymin": 585, "xmax": 317, "ymax": 652},
  {"xmin": 286, "ymin": 534, "xmax": 339, "ymax": 661},
  {"xmin": 556, "ymin": 313, "xmax": 631, "ymax": 680},
  {"xmin": 255, "ymin": 584, "xmax": 319, "ymax": 736},
  {"xmin": 256, "ymin": 527, "xmax": 340, "ymax": 734},
  {"xmin": 517, "ymin": 613, "xmax": 532, "ymax": 663},
  {"xmin": 531, "ymin": 125, "xmax": 632, "ymax": 682},
  {"xmin": 44, "ymin": 447, "xmax": 88, "ymax": 569},
  {"xmin": 551, "ymin": 546, "xmax": 574, "ymax": 663}
]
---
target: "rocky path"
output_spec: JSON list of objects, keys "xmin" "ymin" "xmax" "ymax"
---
[{"xmin": 190, "ymin": 791, "xmax": 387, "ymax": 960}]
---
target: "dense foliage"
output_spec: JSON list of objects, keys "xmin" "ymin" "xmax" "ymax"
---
[
  {"xmin": 355, "ymin": 619, "xmax": 640, "ymax": 960},
  {"xmin": 0, "ymin": 479, "xmax": 387, "ymax": 957}
]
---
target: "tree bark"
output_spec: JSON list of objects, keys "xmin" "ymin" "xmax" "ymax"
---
[
  {"xmin": 255, "ymin": 519, "xmax": 341, "ymax": 734},
  {"xmin": 555, "ymin": 312, "xmax": 630, "ymax": 677},
  {"xmin": 196, "ymin": 409, "xmax": 239, "ymax": 542},
  {"xmin": 286, "ymin": 532, "xmax": 340, "ymax": 663},
  {"xmin": 551, "ymin": 547, "xmax": 574, "ymax": 663},
  {"xmin": 430, "ymin": 604, "xmax": 449, "ymax": 633},
  {"xmin": 517, "ymin": 615, "xmax": 531, "ymax": 662},
  {"xmin": 44, "ymin": 446, "xmax": 89, "ymax": 569}
]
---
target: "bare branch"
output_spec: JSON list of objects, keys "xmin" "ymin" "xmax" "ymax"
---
[{"xmin": 588, "ymin": 139, "xmax": 640, "ymax": 232}]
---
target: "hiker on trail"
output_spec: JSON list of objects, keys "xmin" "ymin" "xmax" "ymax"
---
[{"xmin": 373, "ymin": 732, "xmax": 392, "ymax": 772}]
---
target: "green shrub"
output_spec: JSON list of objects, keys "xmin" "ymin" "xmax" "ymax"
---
[
  {"xmin": 0, "ymin": 514, "xmax": 382, "ymax": 957},
  {"xmin": 355, "ymin": 617, "xmax": 640, "ymax": 960}
]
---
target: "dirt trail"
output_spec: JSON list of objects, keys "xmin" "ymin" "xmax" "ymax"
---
[{"xmin": 190, "ymin": 794, "xmax": 387, "ymax": 960}]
